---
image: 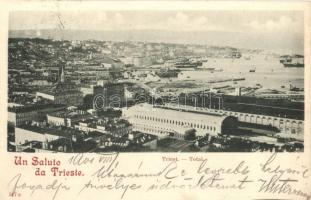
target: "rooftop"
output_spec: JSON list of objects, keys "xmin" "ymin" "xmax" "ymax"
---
[
  {"xmin": 8, "ymin": 103, "xmax": 65, "ymax": 113},
  {"xmin": 48, "ymin": 138, "xmax": 73, "ymax": 152},
  {"xmin": 37, "ymin": 81, "xmax": 81, "ymax": 96},
  {"xmin": 17, "ymin": 125, "xmax": 82, "ymax": 138},
  {"xmin": 124, "ymin": 103, "xmax": 228, "ymax": 124},
  {"xmin": 48, "ymin": 110, "xmax": 92, "ymax": 120}
]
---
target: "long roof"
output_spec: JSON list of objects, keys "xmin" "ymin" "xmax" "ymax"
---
[
  {"xmin": 124, "ymin": 103, "xmax": 228, "ymax": 124},
  {"xmin": 8, "ymin": 104, "xmax": 65, "ymax": 113}
]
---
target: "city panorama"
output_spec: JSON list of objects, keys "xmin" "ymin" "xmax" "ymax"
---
[{"xmin": 8, "ymin": 10, "xmax": 304, "ymax": 152}]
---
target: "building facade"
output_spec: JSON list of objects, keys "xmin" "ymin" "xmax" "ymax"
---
[
  {"xmin": 93, "ymin": 82, "xmax": 125, "ymax": 110},
  {"xmin": 47, "ymin": 110, "xmax": 92, "ymax": 127},
  {"xmin": 8, "ymin": 104, "xmax": 65, "ymax": 126},
  {"xmin": 122, "ymin": 103, "xmax": 237, "ymax": 138},
  {"xmin": 36, "ymin": 66, "xmax": 83, "ymax": 106},
  {"xmin": 15, "ymin": 126, "xmax": 62, "ymax": 146}
]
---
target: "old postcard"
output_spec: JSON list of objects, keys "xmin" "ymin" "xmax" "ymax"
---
[{"xmin": 0, "ymin": 0, "xmax": 310, "ymax": 200}]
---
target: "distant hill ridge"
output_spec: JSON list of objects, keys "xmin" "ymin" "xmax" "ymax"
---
[{"xmin": 9, "ymin": 29, "xmax": 304, "ymax": 53}]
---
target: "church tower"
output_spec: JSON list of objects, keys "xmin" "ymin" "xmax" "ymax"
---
[{"xmin": 60, "ymin": 65, "xmax": 65, "ymax": 83}]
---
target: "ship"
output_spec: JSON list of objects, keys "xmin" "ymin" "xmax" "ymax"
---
[
  {"xmin": 279, "ymin": 55, "xmax": 291, "ymax": 63},
  {"xmin": 232, "ymin": 51, "xmax": 242, "ymax": 58},
  {"xmin": 283, "ymin": 63, "xmax": 304, "ymax": 68},
  {"xmin": 280, "ymin": 54, "xmax": 304, "ymax": 68},
  {"xmin": 156, "ymin": 68, "xmax": 180, "ymax": 78},
  {"xmin": 232, "ymin": 77, "xmax": 246, "ymax": 81},
  {"xmin": 173, "ymin": 58, "xmax": 202, "ymax": 69},
  {"xmin": 195, "ymin": 67, "xmax": 214, "ymax": 71},
  {"xmin": 174, "ymin": 62, "xmax": 201, "ymax": 69}
]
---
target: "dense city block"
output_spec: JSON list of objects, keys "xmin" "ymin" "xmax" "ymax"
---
[{"xmin": 8, "ymin": 38, "xmax": 304, "ymax": 152}]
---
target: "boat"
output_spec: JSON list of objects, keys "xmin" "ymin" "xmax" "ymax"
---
[
  {"xmin": 280, "ymin": 54, "xmax": 304, "ymax": 68},
  {"xmin": 255, "ymin": 84, "xmax": 262, "ymax": 88},
  {"xmin": 173, "ymin": 58, "xmax": 202, "ymax": 69},
  {"xmin": 195, "ymin": 67, "xmax": 214, "ymax": 71},
  {"xmin": 156, "ymin": 68, "xmax": 180, "ymax": 78},
  {"xmin": 290, "ymin": 84, "xmax": 303, "ymax": 91},
  {"xmin": 232, "ymin": 51, "xmax": 242, "ymax": 58},
  {"xmin": 175, "ymin": 63, "xmax": 200, "ymax": 69},
  {"xmin": 249, "ymin": 66, "xmax": 256, "ymax": 72},
  {"xmin": 283, "ymin": 63, "xmax": 304, "ymax": 68},
  {"xmin": 279, "ymin": 55, "xmax": 291, "ymax": 63},
  {"xmin": 233, "ymin": 77, "xmax": 246, "ymax": 81}
]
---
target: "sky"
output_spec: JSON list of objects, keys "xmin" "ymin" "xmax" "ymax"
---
[
  {"xmin": 9, "ymin": 10, "xmax": 304, "ymax": 52},
  {"xmin": 9, "ymin": 10, "xmax": 304, "ymax": 34}
]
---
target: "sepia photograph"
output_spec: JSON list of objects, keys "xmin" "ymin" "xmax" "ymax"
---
[
  {"xmin": 1, "ymin": 1, "xmax": 311, "ymax": 200},
  {"xmin": 7, "ymin": 9, "xmax": 305, "ymax": 153}
]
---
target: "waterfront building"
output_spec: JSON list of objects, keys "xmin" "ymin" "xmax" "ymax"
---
[
  {"xmin": 122, "ymin": 103, "xmax": 238, "ymax": 138},
  {"xmin": 165, "ymin": 103, "xmax": 304, "ymax": 141}
]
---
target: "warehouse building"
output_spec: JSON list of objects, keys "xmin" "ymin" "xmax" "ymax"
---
[{"xmin": 122, "ymin": 103, "xmax": 237, "ymax": 138}]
